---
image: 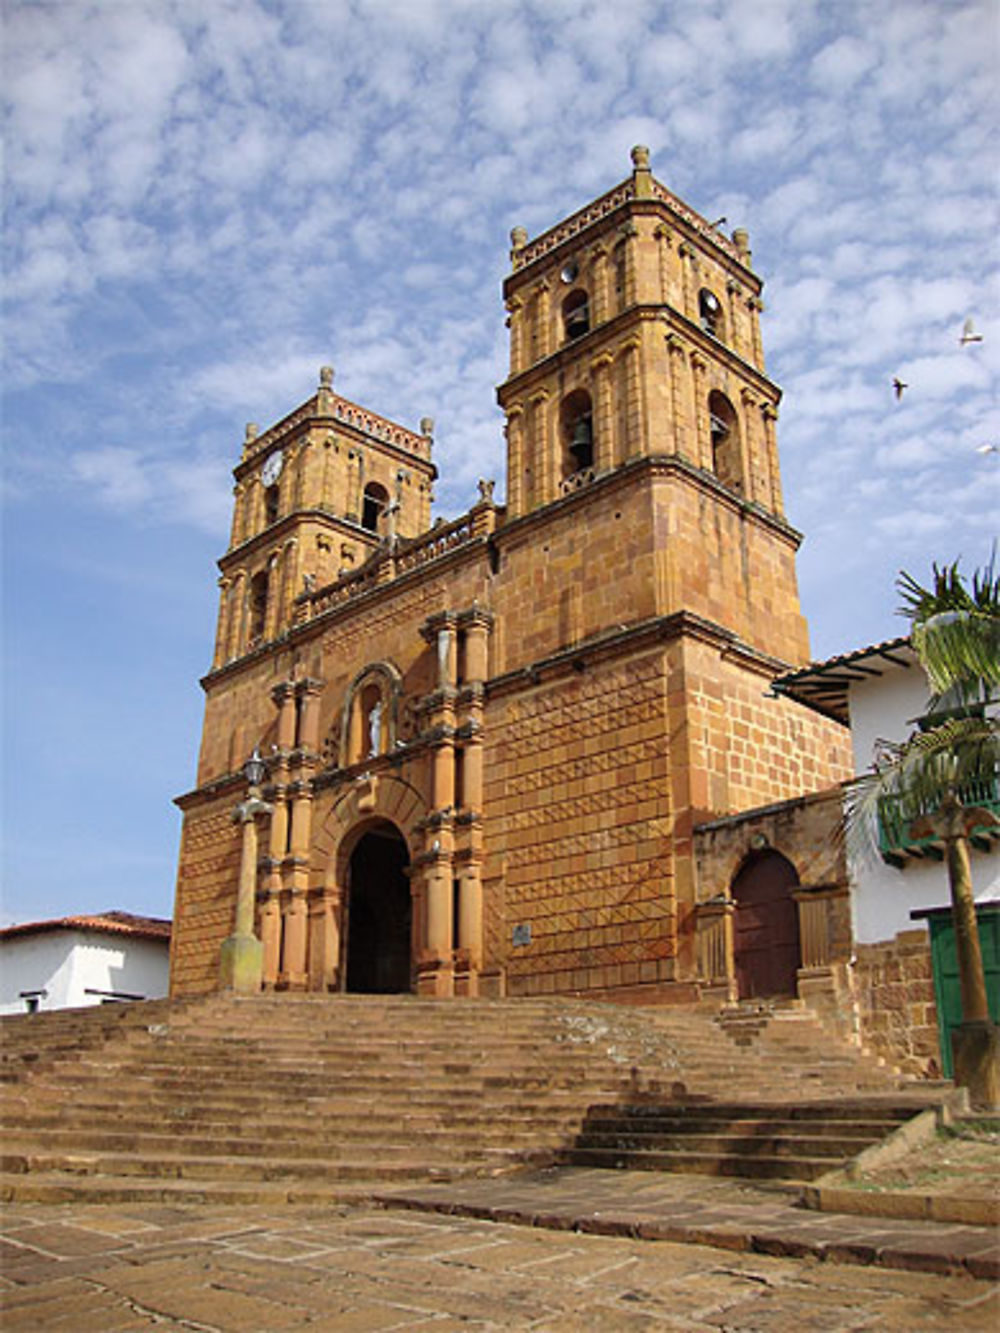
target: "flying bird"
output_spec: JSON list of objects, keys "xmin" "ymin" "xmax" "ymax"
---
[
  {"xmin": 960, "ymin": 318, "xmax": 983, "ymax": 345},
  {"xmin": 975, "ymin": 443, "xmax": 998, "ymax": 455},
  {"xmin": 892, "ymin": 377, "xmax": 908, "ymax": 399}
]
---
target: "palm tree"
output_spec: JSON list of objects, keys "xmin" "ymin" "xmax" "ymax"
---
[{"xmin": 844, "ymin": 557, "xmax": 1000, "ymax": 1106}]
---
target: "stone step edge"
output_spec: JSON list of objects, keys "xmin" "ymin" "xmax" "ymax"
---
[
  {"xmin": 802, "ymin": 1182, "xmax": 999, "ymax": 1229},
  {"xmin": 372, "ymin": 1188, "xmax": 998, "ymax": 1282}
]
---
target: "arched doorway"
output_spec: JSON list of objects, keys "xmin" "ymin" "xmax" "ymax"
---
[
  {"xmin": 345, "ymin": 822, "xmax": 412, "ymax": 993},
  {"xmin": 731, "ymin": 850, "xmax": 801, "ymax": 1000}
]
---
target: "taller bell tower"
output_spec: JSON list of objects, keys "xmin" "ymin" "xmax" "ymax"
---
[
  {"xmin": 497, "ymin": 145, "xmax": 806, "ymax": 669},
  {"xmin": 499, "ymin": 145, "xmax": 782, "ymax": 520}
]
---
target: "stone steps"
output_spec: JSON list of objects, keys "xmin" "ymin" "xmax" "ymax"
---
[
  {"xmin": 556, "ymin": 1099, "xmax": 926, "ymax": 1183},
  {"xmin": 0, "ymin": 992, "xmax": 948, "ymax": 1204}
]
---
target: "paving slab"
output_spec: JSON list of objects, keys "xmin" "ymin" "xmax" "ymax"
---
[
  {"xmin": 374, "ymin": 1166, "xmax": 1000, "ymax": 1281},
  {"xmin": 1, "ymin": 1192, "xmax": 997, "ymax": 1331}
]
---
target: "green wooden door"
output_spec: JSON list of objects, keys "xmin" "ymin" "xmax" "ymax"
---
[{"xmin": 926, "ymin": 905, "xmax": 1000, "ymax": 1077}]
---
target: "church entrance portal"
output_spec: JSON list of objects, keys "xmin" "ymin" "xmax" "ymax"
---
[
  {"xmin": 732, "ymin": 851, "xmax": 801, "ymax": 1000},
  {"xmin": 345, "ymin": 823, "xmax": 412, "ymax": 993}
]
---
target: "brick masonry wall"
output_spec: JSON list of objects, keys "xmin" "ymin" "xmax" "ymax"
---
[
  {"xmin": 483, "ymin": 648, "xmax": 676, "ymax": 996},
  {"xmin": 853, "ymin": 927, "xmax": 941, "ymax": 1076},
  {"xmin": 170, "ymin": 795, "xmax": 242, "ymax": 998}
]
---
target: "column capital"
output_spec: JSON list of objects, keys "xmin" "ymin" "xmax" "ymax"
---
[
  {"xmin": 420, "ymin": 609, "xmax": 460, "ymax": 642},
  {"xmin": 456, "ymin": 604, "xmax": 494, "ymax": 631}
]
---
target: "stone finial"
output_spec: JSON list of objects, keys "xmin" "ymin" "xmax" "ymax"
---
[
  {"xmin": 510, "ymin": 226, "xmax": 528, "ymax": 251},
  {"xmin": 245, "ymin": 423, "xmax": 259, "ymax": 442},
  {"xmin": 319, "ymin": 365, "xmax": 334, "ymax": 388},
  {"xmin": 477, "ymin": 478, "xmax": 495, "ymax": 503},
  {"xmin": 420, "ymin": 416, "xmax": 435, "ymax": 437},
  {"xmin": 732, "ymin": 228, "xmax": 751, "ymax": 261},
  {"xmin": 631, "ymin": 144, "xmax": 650, "ymax": 171}
]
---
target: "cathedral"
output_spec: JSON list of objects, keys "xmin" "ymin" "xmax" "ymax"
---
[{"xmin": 170, "ymin": 147, "xmax": 852, "ymax": 1004}]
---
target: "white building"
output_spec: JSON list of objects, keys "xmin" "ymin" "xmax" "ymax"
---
[
  {"xmin": 0, "ymin": 912, "xmax": 171, "ymax": 1015},
  {"xmin": 774, "ymin": 636, "xmax": 999, "ymax": 943}
]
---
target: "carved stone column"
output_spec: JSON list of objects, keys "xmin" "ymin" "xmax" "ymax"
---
[
  {"xmin": 591, "ymin": 352, "xmax": 615, "ymax": 474},
  {"xmin": 761, "ymin": 403, "xmax": 783, "ymax": 514},
  {"xmin": 589, "ymin": 243, "xmax": 609, "ymax": 325},
  {"xmin": 505, "ymin": 405, "xmax": 525, "ymax": 518},
  {"xmin": 695, "ymin": 896, "xmax": 736, "ymax": 1001},
  {"xmin": 213, "ymin": 577, "xmax": 231, "ymax": 671},
  {"xmin": 220, "ymin": 774, "xmax": 272, "ymax": 994},
  {"xmin": 530, "ymin": 390, "xmax": 550, "ymax": 509},
  {"xmin": 308, "ymin": 883, "xmax": 341, "ymax": 992},
  {"xmin": 664, "ymin": 334, "xmax": 688, "ymax": 460},
  {"xmin": 621, "ymin": 338, "xmax": 644, "ymax": 459},
  {"xmin": 690, "ymin": 352, "xmax": 711, "ymax": 472}
]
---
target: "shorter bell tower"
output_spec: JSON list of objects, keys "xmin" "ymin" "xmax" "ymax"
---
[{"xmin": 212, "ymin": 366, "xmax": 437, "ymax": 669}]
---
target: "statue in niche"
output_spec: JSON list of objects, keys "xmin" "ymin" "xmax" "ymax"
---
[{"xmin": 367, "ymin": 699, "xmax": 383, "ymax": 757}]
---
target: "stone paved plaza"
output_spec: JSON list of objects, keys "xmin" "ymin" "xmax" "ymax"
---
[{"xmin": 2, "ymin": 1198, "xmax": 997, "ymax": 1331}]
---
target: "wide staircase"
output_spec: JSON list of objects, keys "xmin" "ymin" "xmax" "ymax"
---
[{"xmin": 0, "ymin": 993, "xmax": 950, "ymax": 1205}]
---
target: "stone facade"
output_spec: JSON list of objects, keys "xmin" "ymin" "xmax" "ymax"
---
[
  {"xmin": 171, "ymin": 148, "xmax": 852, "ymax": 1002},
  {"xmin": 853, "ymin": 929, "xmax": 942, "ymax": 1076}
]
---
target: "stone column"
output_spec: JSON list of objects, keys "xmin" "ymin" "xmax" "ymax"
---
[
  {"xmin": 212, "ymin": 577, "xmax": 231, "ymax": 671},
  {"xmin": 421, "ymin": 848, "xmax": 454, "ymax": 997},
  {"xmin": 533, "ymin": 279, "xmax": 551, "ymax": 361},
  {"xmin": 346, "ymin": 448, "xmax": 363, "ymax": 524},
  {"xmin": 761, "ymin": 404, "xmax": 783, "ymax": 514},
  {"xmin": 530, "ymin": 390, "xmax": 550, "ymax": 508},
  {"xmin": 690, "ymin": 353, "xmax": 711, "ymax": 472},
  {"xmin": 263, "ymin": 552, "xmax": 281, "ymax": 642},
  {"xmin": 279, "ymin": 783, "xmax": 313, "ymax": 989},
  {"xmin": 589, "ymin": 243, "xmax": 609, "ymax": 325},
  {"xmin": 506, "ymin": 296, "xmax": 524, "ymax": 375},
  {"xmin": 308, "ymin": 883, "xmax": 341, "ymax": 992},
  {"xmin": 219, "ymin": 778, "xmax": 272, "ymax": 994},
  {"xmin": 505, "ymin": 406, "xmax": 525, "ymax": 518},
  {"xmin": 677, "ymin": 242, "xmax": 694, "ymax": 322},
  {"xmin": 664, "ymin": 334, "xmax": 687, "ymax": 460},
  {"xmin": 747, "ymin": 296, "xmax": 764, "ymax": 370},
  {"xmin": 296, "ymin": 677, "xmax": 324, "ymax": 751},
  {"xmin": 619, "ymin": 220, "xmax": 639, "ymax": 308},
  {"xmin": 622, "ymin": 338, "xmax": 644, "ymax": 459},
  {"xmin": 591, "ymin": 353, "xmax": 615, "ymax": 474}
]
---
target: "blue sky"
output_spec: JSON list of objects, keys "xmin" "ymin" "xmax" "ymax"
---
[{"xmin": 3, "ymin": 0, "xmax": 998, "ymax": 927}]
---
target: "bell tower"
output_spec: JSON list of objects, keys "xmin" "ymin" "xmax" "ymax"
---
[
  {"xmin": 498, "ymin": 145, "xmax": 783, "ymax": 522},
  {"xmin": 212, "ymin": 366, "xmax": 437, "ymax": 671}
]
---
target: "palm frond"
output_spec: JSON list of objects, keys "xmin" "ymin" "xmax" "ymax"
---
[
  {"xmin": 840, "ymin": 714, "xmax": 1000, "ymax": 865},
  {"xmin": 912, "ymin": 611, "xmax": 1000, "ymax": 697}
]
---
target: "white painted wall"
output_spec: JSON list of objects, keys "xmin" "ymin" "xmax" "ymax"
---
[
  {"xmin": 847, "ymin": 654, "xmax": 1000, "ymax": 944},
  {"xmin": 0, "ymin": 929, "xmax": 169, "ymax": 1015}
]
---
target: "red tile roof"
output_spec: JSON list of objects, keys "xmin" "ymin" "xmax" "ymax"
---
[{"xmin": 0, "ymin": 911, "xmax": 171, "ymax": 943}]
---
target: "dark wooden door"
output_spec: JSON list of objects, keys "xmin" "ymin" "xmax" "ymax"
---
[
  {"xmin": 346, "ymin": 827, "xmax": 412, "ymax": 993},
  {"xmin": 732, "ymin": 851, "xmax": 800, "ymax": 1000}
]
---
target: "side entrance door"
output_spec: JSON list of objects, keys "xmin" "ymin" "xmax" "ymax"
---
[{"xmin": 732, "ymin": 850, "xmax": 801, "ymax": 1000}]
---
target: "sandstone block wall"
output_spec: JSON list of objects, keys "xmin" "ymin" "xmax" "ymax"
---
[{"xmin": 853, "ymin": 927, "xmax": 941, "ymax": 1076}]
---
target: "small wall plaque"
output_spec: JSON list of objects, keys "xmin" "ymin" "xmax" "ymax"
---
[{"xmin": 512, "ymin": 923, "xmax": 532, "ymax": 947}]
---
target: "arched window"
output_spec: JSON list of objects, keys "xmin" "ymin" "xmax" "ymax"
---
[
  {"xmin": 560, "ymin": 389, "xmax": 594, "ymax": 477},
  {"xmin": 265, "ymin": 484, "xmax": 280, "ymax": 525},
  {"xmin": 709, "ymin": 390, "xmax": 742, "ymax": 492},
  {"xmin": 699, "ymin": 288, "xmax": 723, "ymax": 338},
  {"xmin": 249, "ymin": 569, "xmax": 269, "ymax": 645},
  {"xmin": 562, "ymin": 289, "xmax": 590, "ymax": 341},
  {"xmin": 361, "ymin": 481, "xmax": 389, "ymax": 533}
]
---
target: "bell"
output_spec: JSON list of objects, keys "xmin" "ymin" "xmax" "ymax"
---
[
  {"xmin": 569, "ymin": 418, "xmax": 593, "ymax": 465},
  {"xmin": 566, "ymin": 300, "xmax": 590, "ymax": 339}
]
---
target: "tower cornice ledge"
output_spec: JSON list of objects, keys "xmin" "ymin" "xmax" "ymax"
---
[
  {"xmin": 492, "ymin": 453, "xmax": 802, "ymax": 551},
  {"xmin": 486, "ymin": 610, "xmax": 797, "ymax": 703}
]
